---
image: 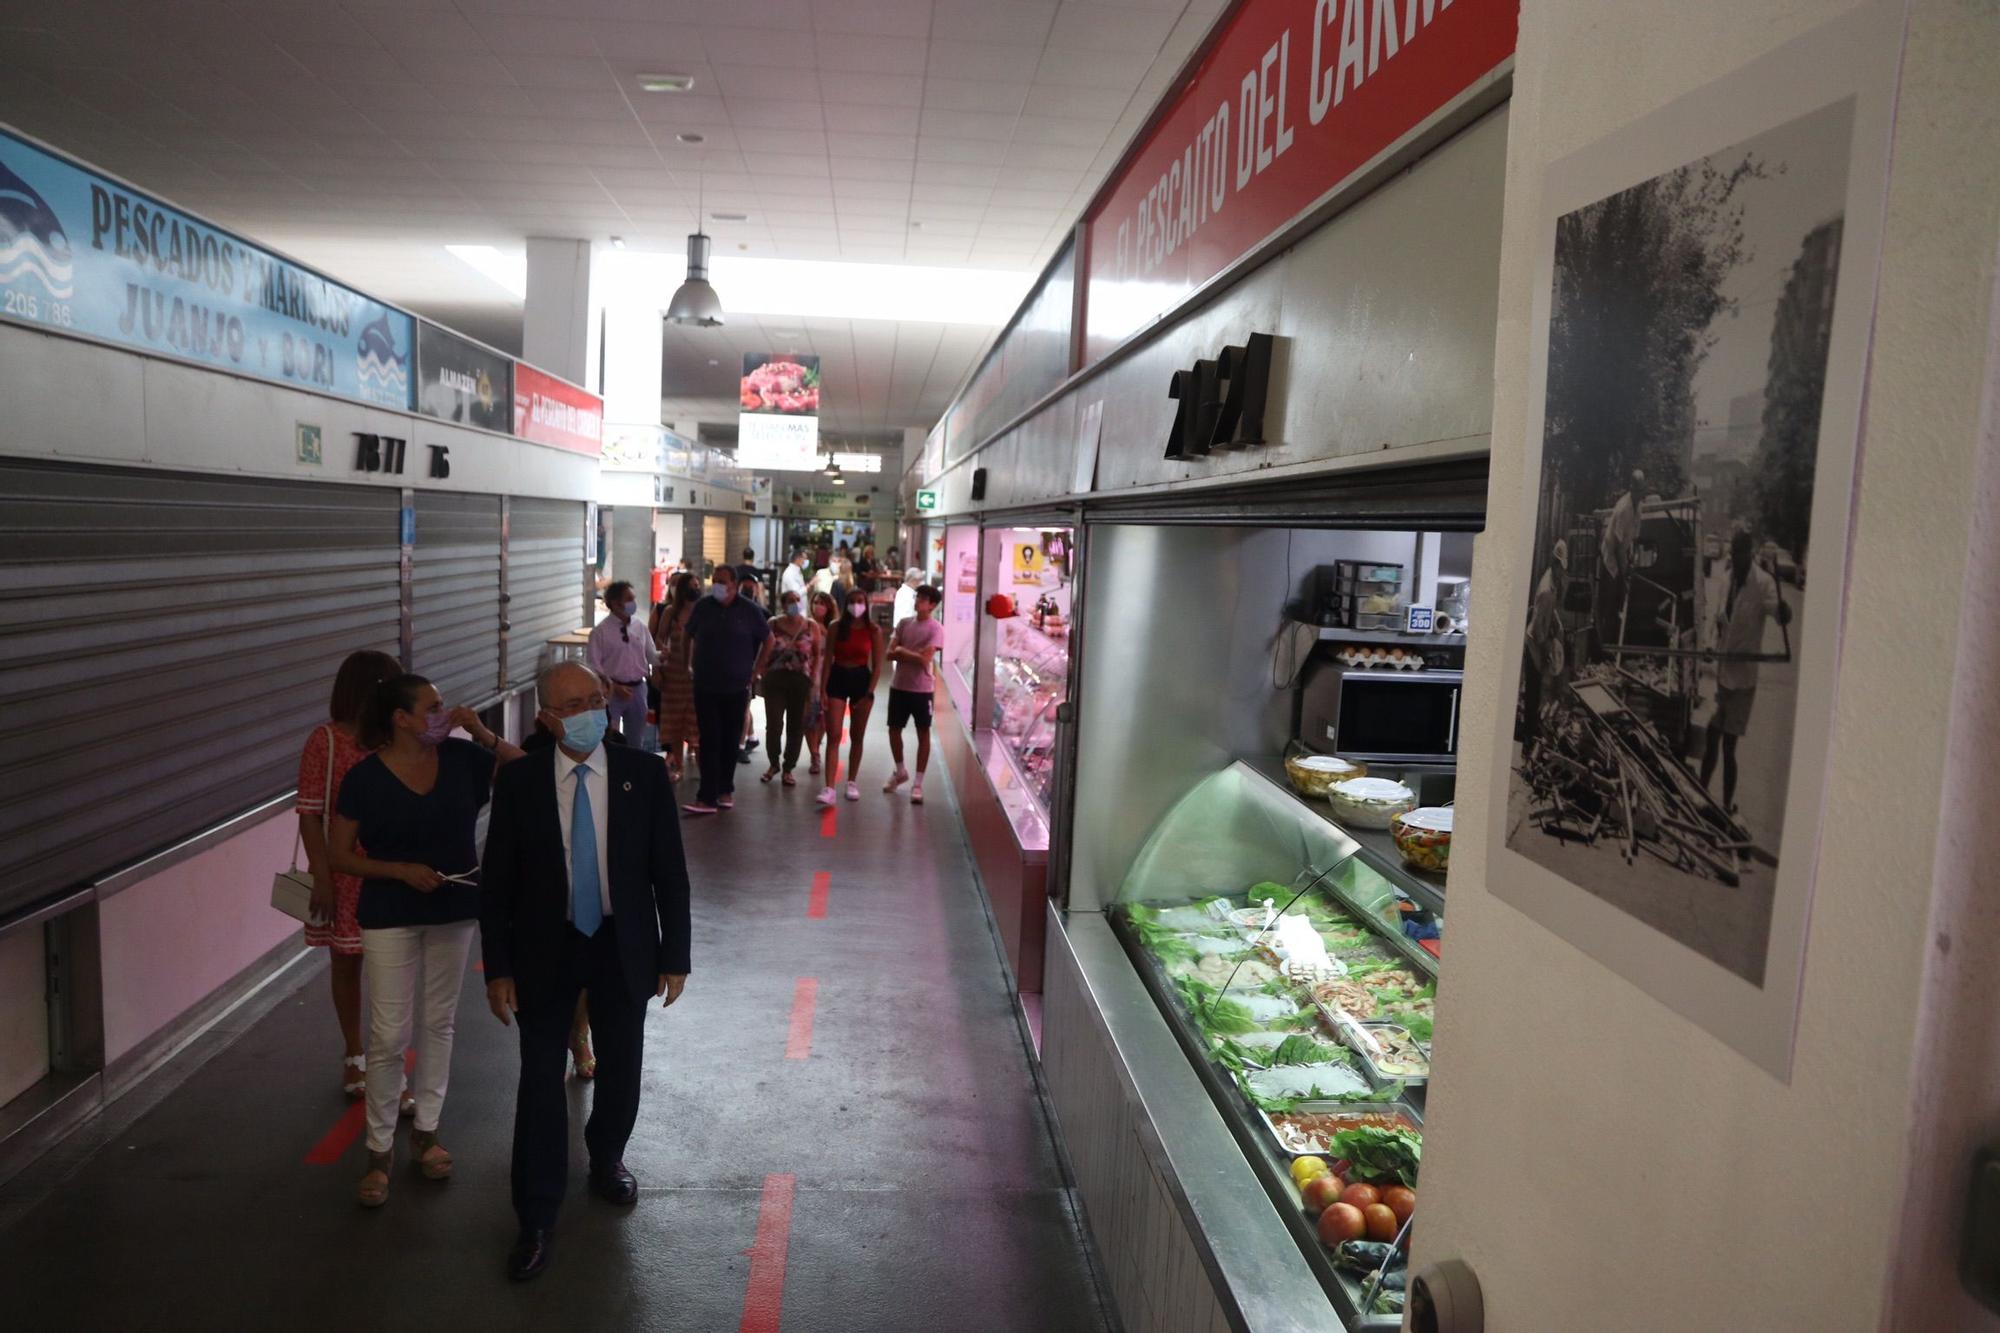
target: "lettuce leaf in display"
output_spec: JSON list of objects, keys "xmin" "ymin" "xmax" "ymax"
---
[
  {"xmin": 1328, "ymin": 1125, "xmax": 1423, "ymax": 1186},
  {"xmin": 1173, "ymin": 977, "xmax": 1261, "ymax": 1036}
]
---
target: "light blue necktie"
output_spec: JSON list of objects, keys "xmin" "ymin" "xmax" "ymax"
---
[{"xmin": 570, "ymin": 761, "xmax": 603, "ymax": 937}]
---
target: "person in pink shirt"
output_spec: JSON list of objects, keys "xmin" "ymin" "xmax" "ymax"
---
[{"xmin": 882, "ymin": 585, "xmax": 944, "ymax": 804}]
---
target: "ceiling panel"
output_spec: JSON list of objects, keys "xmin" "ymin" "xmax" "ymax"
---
[{"xmin": 0, "ymin": 0, "xmax": 1223, "ymax": 437}]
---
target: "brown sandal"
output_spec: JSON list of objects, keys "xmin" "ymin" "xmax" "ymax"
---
[
  {"xmin": 411, "ymin": 1130, "xmax": 453, "ymax": 1181},
  {"xmin": 357, "ymin": 1150, "xmax": 392, "ymax": 1207}
]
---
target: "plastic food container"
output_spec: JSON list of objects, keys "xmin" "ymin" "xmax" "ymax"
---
[
  {"xmin": 1389, "ymin": 806, "xmax": 1453, "ymax": 874},
  {"xmin": 1327, "ymin": 777, "xmax": 1416, "ymax": 830},
  {"xmin": 1285, "ymin": 751, "xmax": 1368, "ymax": 797}
]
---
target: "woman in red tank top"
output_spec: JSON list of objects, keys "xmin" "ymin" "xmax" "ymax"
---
[{"xmin": 817, "ymin": 591, "xmax": 884, "ymax": 805}]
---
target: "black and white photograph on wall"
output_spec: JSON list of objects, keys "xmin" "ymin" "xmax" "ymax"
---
[
  {"xmin": 1505, "ymin": 99, "xmax": 1852, "ymax": 986},
  {"xmin": 1484, "ymin": 4, "xmax": 1898, "ymax": 1079}
]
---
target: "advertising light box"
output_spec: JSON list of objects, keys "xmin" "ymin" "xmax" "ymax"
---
[{"xmin": 738, "ymin": 352, "xmax": 821, "ymax": 470}]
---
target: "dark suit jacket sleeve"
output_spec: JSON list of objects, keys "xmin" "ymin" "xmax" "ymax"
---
[
  {"xmin": 649, "ymin": 758, "xmax": 693, "ymax": 975},
  {"xmin": 480, "ymin": 762, "xmax": 523, "ymax": 980}
]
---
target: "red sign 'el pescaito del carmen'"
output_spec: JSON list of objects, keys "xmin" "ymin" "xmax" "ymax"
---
[
  {"xmin": 513, "ymin": 362, "xmax": 603, "ymax": 455},
  {"xmin": 1083, "ymin": 0, "xmax": 1518, "ymax": 362}
]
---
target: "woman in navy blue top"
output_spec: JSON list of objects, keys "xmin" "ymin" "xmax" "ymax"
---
[{"xmin": 331, "ymin": 673, "xmax": 523, "ymax": 1207}]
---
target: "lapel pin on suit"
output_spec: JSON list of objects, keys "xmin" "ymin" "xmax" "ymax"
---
[{"xmin": 622, "ymin": 781, "xmax": 632, "ymax": 791}]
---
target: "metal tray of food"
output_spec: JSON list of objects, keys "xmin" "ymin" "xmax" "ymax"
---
[
  {"xmin": 1351, "ymin": 1022, "xmax": 1431, "ymax": 1086},
  {"xmin": 1258, "ymin": 1102, "xmax": 1424, "ymax": 1156}
]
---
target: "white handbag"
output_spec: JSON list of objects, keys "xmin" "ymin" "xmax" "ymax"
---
[{"xmin": 272, "ymin": 724, "xmax": 335, "ymax": 925}]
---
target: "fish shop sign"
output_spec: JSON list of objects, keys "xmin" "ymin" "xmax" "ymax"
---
[{"xmin": 0, "ymin": 128, "xmax": 414, "ymax": 410}]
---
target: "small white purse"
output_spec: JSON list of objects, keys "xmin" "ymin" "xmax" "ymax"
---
[{"xmin": 272, "ymin": 725, "xmax": 335, "ymax": 925}]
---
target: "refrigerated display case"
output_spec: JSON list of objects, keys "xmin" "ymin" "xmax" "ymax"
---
[{"xmin": 1105, "ymin": 759, "xmax": 1443, "ymax": 1328}]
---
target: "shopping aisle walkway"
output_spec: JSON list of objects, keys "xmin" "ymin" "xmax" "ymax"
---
[{"xmin": 0, "ymin": 735, "xmax": 1111, "ymax": 1333}]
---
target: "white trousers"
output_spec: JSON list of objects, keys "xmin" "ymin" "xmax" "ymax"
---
[{"xmin": 360, "ymin": 921, "xmax": 477, "ymax": 1153}]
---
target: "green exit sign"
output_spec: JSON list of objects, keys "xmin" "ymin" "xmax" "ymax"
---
[{"xmin": 915, "ymin": 488, "xmax": 939, "ymax": 512}]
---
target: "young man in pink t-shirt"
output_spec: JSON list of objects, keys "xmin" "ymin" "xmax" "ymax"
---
[{"xmin": 882, "ymin": 585, "xmax": 945, "ymax": 803}]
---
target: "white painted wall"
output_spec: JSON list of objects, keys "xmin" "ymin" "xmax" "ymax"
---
[
  {"xmin": 98, "ymin": 811, "xmax": 302, "ymax": 1065},
  {"xmin": 1419, "ymin": 3, "xmax": 2000, "ymax": 1330}
]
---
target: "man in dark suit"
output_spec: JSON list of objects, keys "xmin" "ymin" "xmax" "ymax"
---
[{"xmin": 481, "ymin": 662, "xmax": 692, "ymax": 1281}]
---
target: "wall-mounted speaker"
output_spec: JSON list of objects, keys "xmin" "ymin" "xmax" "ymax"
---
[{"xmin": 970, "ymin": 467, "xmax": 988, "ymax": 501}]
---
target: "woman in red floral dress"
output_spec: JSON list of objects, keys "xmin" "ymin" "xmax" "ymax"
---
[{"xmin": 297, "ymin": 650, "xmax": 401, "ymax": 1098}]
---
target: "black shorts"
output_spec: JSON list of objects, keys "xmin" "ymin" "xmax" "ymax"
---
[
  {"xmin": 826, "ymin": 663, "xmax": 873, "ymax": 702},
  {"xmin": 887, "ymin": 687, "xmax": 934, "ymax": 730}
]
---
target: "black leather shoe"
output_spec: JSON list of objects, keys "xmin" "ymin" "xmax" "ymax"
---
[
  {"xmin": 589, "ymin": 1161, "xmax": 639, "ymax": 1205},
  {"xmin": 507, "ymin": 1228, "xmax": 553, "ymax": 1281}
]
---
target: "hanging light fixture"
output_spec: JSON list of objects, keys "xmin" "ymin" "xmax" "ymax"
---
[{"xmin": 667, "ymin": 170, "xmax": 724, "ymax": 327}]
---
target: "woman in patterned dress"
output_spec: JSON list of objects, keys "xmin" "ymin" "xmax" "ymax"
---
[
  {"xmin": 651, "ymin": 572, "xmax": 703, "ymax": 782},
  {"xmin": 297, "ymin": 649, "xmax": 402, "ymax": 1099}
]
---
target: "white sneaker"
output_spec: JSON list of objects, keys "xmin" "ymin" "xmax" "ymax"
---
[
  {"xmin": 884, "ymin": 766, "xmax": 909, "ymax": 793},
  {"xmin": 910, "ymin": 778, "xmax": 924, "ymax": 805},
  {"xmin": 815, "ymin": 786, "xmax": 837, "ymax": 807},
  {"xmin": 844, "ymin": 782, "xmax": 860, "ymax": 802}
]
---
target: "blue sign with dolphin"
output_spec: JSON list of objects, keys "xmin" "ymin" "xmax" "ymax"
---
[{"xmin": 0, "ymin": 128, "xmax": 412, "ymax": 410}]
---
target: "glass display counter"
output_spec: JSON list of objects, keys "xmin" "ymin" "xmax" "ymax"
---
[
  {"xmin": 1106, "ymin": 760, "xmax": 1443, "ymax": 1328},
  {"xmin": 990, "ymin": 614, "xmax": 1068, "ymax": 812}
]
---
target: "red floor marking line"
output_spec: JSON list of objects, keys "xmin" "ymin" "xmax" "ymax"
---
[
  {"xmin": 785, "ymin": 978, "xmax": 818, "ymax": 1060},
  {"xmin": 738, "ymin": 1172, "xmax": 798, "ymax": 1333},
  {"xmin": 807, "ymin": 870, "xmax": 831, "ymax": 919},
  {"xmin": 819, "ymin": 804, "xmax": 837, "ymax": 839},
  {"xmin": 304, "ymin": 1049, "xmax": 416, "ymax": 1165}
]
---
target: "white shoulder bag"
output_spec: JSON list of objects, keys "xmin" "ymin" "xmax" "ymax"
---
[{"xmin": 271, "ymin": 724, "xmax": 335, "ymax": 925}]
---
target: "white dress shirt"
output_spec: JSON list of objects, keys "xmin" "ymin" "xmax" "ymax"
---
[
  {"xmin": 554, "ymin": 744, "xmax": 613, "ymax": 920},
  {"xmin": 588, "ymin": 613, "xmax": 659, "ymax": 684},
  {"xmin": 780, "ymin": 562, "xmax": 808, "ymax": 600},
  {"xmin": 892, "ymin": 583, "xmax": 917, "ymax": 628}
]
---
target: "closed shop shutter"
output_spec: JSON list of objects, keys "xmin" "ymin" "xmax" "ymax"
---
[
  {"xmin": 0, "ymin": 458, "xmax": 400, "ymax": 916},
  {"xmin": 726, "ymin": 514, "xmax": 751, "ymax": 564},
  {"xmin": 505, "ymin": 497, "xmax": 587, "ymax": 689},
  {"xmin": 701, "ymin": 515, "xmax": 727, "ymax": 570},
  {"xmin": 411, "ymin": 492, "xmax": 502, "ymax": 707}
]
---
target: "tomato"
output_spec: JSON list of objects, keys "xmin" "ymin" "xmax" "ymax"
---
[
  {"xmin": 1318, "ymin": 1202, "xmax": 1368, "ymax": 1246},
  {"xmin": 1338, "ymin": 1182, "xmax": 1381, "ymax": 1210},
  {"xmin": 1289, "ymin": 1156, "xmax": 1330, "ymax": 1188},
  {"xmin": 1301, "ymin": 1174, "xmax": 1345, "ymax": 1213},
  {"xmin": 1363, "ymin": 1203, "xmax": 1400, "ymax": 1242},
  {"xmin": 1381, "ymin": 1186, "xmax": 1417, "ymax": 1224}
]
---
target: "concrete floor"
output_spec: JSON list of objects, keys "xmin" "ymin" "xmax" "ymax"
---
[{"xmin": 0, "ymin": 735, "xmax": 1113, "ymax": 1333}]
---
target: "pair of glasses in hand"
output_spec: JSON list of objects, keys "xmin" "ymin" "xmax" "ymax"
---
[{"xmin": 437, "ymin": 870, "xmax": 481, "ymax": 887}]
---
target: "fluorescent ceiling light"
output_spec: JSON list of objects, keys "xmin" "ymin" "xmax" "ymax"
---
[
  {"xmin": 707, "ymin": 257, "xmax": 1028, "ymax": 324},
  {"xmin": 445, "ymin": 244, "xmax": 526, "ymax": 299},
  {"xmin": 639, "ymin": 73, "xmax": 695, "ymax": 92},
  {"xmin": 830, "ymin": 452, "xmax": 883, "ymax": 473}
]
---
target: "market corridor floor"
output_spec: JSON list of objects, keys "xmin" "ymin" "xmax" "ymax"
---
[{"xmin": 0, "ymin": 748, "xmax": 1112, "ymax": 1333}]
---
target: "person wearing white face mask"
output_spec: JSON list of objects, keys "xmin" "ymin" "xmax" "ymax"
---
[
  {"xmin": 587, "ymin": 581, "xmax": 658, "ymax": 747},
  {"xmin": 818, "ymin": 591, "xmax": 885, "ymax": 804},
  {"xmin": 331, "ymin": 674, "xmax": 525, "ymax": 1208},
  {"xmin": 752, "ymin": 589, "xmax": 821, "ymax": 786}
]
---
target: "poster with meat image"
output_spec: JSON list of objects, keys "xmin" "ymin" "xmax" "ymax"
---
[
  {"xmin": 737, "ymin": 353, "xmax": 822, "ymax": 470},
  {"xmin": 740, "ymin": 354, "xmax": 820, "ymax": 415}
]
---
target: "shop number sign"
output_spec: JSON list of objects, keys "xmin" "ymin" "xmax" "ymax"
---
[{"xmin": 1165, "ymin": 332, "xmax": 1274, "ymax": 459}]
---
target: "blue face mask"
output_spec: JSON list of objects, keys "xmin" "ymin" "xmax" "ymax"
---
[
  {"xmin": 620, "ymin": 600, "xmax": 637, "ymax": 618},
  {"xmin": 559, "ymin": 708, "xmax": 608, "ymax": 753},
  {"xmin": 712, "ymin": 584, "xmax": 734, "ymax": 603}
]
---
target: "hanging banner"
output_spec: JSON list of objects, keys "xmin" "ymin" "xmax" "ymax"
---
[
  {"xmin": 513, "ymin": 362, "xmax": 603, "ymax": 455},
  {"xmin": 0, "ymin": 128, "xmax": 413, "ymax": 407},
  {"xmin": 737, "ymin": 353, "xmax": 822, "ymax": 470},
  {"xmin": 416, "ymin": 322, "xmax": 512, "ymax": 432},
  {"xmin": 1082, "ymin": 0, "xmax": 1518, "ymax": 361}
]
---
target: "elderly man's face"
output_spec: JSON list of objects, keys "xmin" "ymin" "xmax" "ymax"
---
[{"xmin": 545, "ymin": 665, "xmax": 608, "ymax": 718}]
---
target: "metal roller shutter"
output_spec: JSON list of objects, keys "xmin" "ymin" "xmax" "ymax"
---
[
  {"xmin": 411, "ymin": 492, "xmax": 502, "ymax": 707},
  {"xmin": 505, "ymin": 496, "xmax": 587, "ymax": 689},
  {"xmin": 701, "ymin": 515, "xmax": 727, "ymax": 570},
  {"xmin": 0, "ymin": 458, "xmax": 401, "ymax": 917}
]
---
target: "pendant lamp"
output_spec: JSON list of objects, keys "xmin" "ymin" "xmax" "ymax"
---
[{"xmin": 667, "ymin": 174, "xmax": 724, "ymax": 326}]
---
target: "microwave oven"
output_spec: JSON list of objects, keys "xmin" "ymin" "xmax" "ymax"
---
[{"xmin": 1299, "ymin": 664, "xmax": 1464, "ymax": 765}]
